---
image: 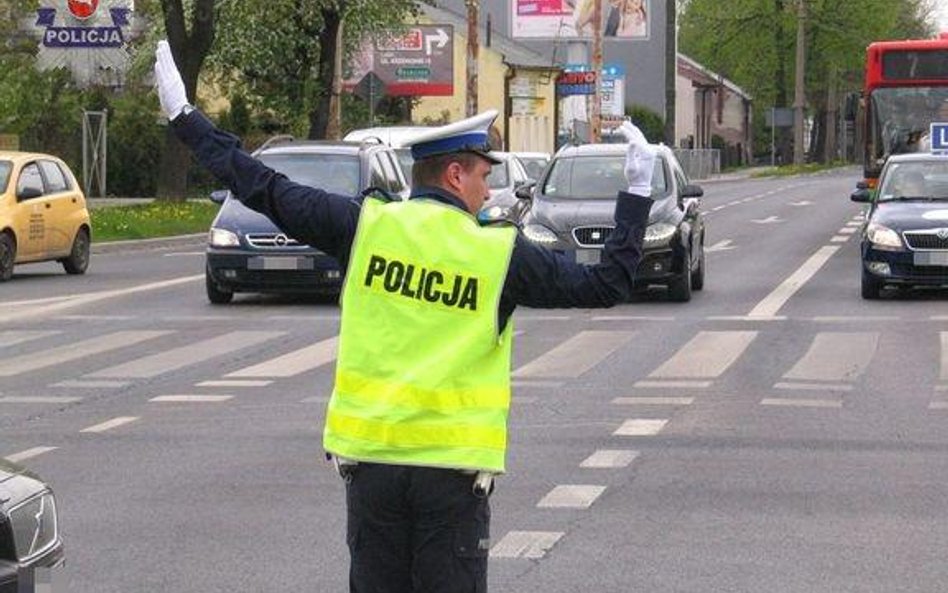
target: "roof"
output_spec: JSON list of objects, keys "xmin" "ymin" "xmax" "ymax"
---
[
  {"xmin": 677, "ymin": 53, "xmax": 752, "ymax": 101},
  {"xmin": 417, "ymin": 4, "xmax": 552, "ymax": 69},
  {"xmin": 886, "ymin": 152, "xmax": 948, "ymax": 163},
  {"xmin": 0, "ymin": 151, "xmax": 61, "ymax": 162},
  {"xmin": 255, "ymin": 140, "xmax": 386, "ymax": 156},
  {"xmin": 554, "ymin": 142, "xmax": 674, "ymax": 159}
]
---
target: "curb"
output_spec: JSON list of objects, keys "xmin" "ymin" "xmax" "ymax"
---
[{"xmin": 92, "ymin": 233, "xmax": 206, "ymax": 254}]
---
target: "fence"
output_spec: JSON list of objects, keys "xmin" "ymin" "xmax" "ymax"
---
[{"xmin": 673, "ymin": 148, "xmax": 720, "ymax": 180}]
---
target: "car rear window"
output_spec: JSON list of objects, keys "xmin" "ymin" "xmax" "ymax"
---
[
  {"xmin": 542, "ymin": 155, "xmax": 666, "ymax": 199},
  {"xmin": 258, "ymin": 153, "xmax": 362, "ymax": 196},
  {"xmin": 488, "ymin": 162, "xmax": 509, "ymax": 189},
  {"xmin": 0, "ymin": 161, "xmax": 10, "ymax": 192}
]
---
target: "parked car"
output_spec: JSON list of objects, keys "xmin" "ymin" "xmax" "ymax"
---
[
  {"xmin": 851, "ymin": 151, "xmax": 948, "ymax": 299},
  {"xmin": 522, "ymin": 142, "xmax": 706, "ymax": 302},
  {"xmin": 205, "ymin": 138, "xmax": 409, "ymax": 303},
  {"xmin": 343, "ymin": 126, "xmax": 433, "ymax": 181},
  {"xmin": 0, "ymin": 459, "xmax": 64, "ymax": 592},
  {"xmin": 514, "ymin": 151, "xmax": 551, "ymax": 181},
  {"xmin": 0, "ymin": 151, "xmax": 91, "ymax": 281}
]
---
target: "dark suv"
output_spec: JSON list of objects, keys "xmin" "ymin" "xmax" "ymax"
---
[
  {"xmin": 522, "ymin": 142, "xmax": 706, "ymax": 302},
  {"xmin": 205, "ymin": 138, "xmax": 409, "ymax": 303}
]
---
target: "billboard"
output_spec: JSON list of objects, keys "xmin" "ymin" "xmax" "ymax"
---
[
  {"xmin": 346, "ymin": 25, "xmax": 454, "ymax": 97},
  {"xmin": 511, "ymin": 0, "xmax": 648, "ymax": 40}
]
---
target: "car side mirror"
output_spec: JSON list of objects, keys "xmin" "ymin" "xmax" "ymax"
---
[
  {"xmin": 856, "ymin": 180, "xmax": 869, "ymax": 190},
  {"xmin": 209, "ymin": 189, "xmax": 231, "ymax": 204},
  {"xmin": 681, "ymin": 184, "xmax": 704, "ymax": 198},
  {"xmin": 850, "ymin": 188, "xmax": 872, "ymax": 203},
  {"xmin": 514, "ymin": 181, "xmax": 536, "ymax": 202},
  {"xmin": 17, "ymin": 186, "xmax": 43, "ymax": 200}
]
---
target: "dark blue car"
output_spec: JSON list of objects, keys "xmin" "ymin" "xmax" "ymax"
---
[
  {"xmin": 851, "ymin": 152, "xmax": 948, "ymax": 299},
  {"xmin": 205, "ymin": 138, "xmax": 408, "ymax": 303}
]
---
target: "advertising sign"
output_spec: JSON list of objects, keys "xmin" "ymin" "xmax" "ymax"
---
[
  {"xmin": 511, "ymin": 0, "xmax": 649, "ymax": 40},
  {"xmin": 346, "ymin": 25, "xmax": 454, "ymax": 97}
]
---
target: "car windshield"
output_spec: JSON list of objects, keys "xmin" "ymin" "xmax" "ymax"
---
[
  {"xmin": 520, "ymin": 157, "xmax": 549, "ymax": 180},
  {"xmin": 0, "ymin": 161, "xmax": 10, "ymax": 192},
  {"xmin": 488, "ymin": 162, "xmax": 509, "ymax": 189},
  {"xmin": 542, "ymin": 155, "xmax": 666, "ymax": 199},
  {"xmin": 258, "ymin": 153, "xmax": 361, "ymax": 195},
  {"xmin": 878, "ymin": 160, "xmax": 948, "ymax": 201}
]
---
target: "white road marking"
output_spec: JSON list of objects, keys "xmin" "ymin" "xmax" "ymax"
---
[
  {"xmin": 751, "ymin": 216, "xmax": 782, "ymax": 224},
  {"xmin": 0, "ymin": 331, "xmax": 171, "ymax": 377},
  {"xmin": 612, "ymin": 396, "xmax": 694, "ymax": 405},
  {"xmin": 632, "ymin": 380, "xmax": 711, "ymax": 389},
  {"xmin": 537, "ymin": 485, "xmax": 606, "ymax": 508},
  {"xmin": 580, "ymin": 449, "xmax": 639, "ymax": 468},
  {"xmin": 748, "ymin": 246, "xmax": 839, "ymax": 318},
  {"xmin": 781, "ymin": 332, "xmax": 879, "ymax": 383},
  {"xmin": 812, "ymin": 316, "xmax": 899, "ymax": 322},
  {"xmin": 845, "ymin": 221, "xmax": 862, "ymax": 227},
  {"xmin": 838, "ymin": 227, "xmax": 857, "ymax": 235},
  {"xmin": 614, "ymin": 419, "xmax": 668, "ymax": 436},
  {"xmin": 58, "ymin": 315, "xmax": 135, "ymax": 321},
  {"xmin": 591, "ymin": 315, "xmax": 675, "ymax": 321},
  {"xmin": 490, "ymin": 531, "xmax": 563, "ymax": 559},
  {"xmin": 761, "ymin": 398, "xmax": 842, "ymax": 408},
  {"xmin": 940, "ymin": 333, "xmax": 948, "ymax": 383},
  {"xmin": 789, "ymin": 200, "xmax": 813, "ymax": 206},
  {"xmin": 647, "ymin": 331, "xmax": 757, "ymax": 380},
  {"xmin": 226, "ymin": 337, "xmax": 338, "ymax": 378},
  {"xmin": 830, "ymin": 236, "xmax": 849, "ymax": 243},
  {"xmin": 929, "ymin": 401, "xmax": 948, "ymax": 410},
  {"xmin": 88, "ymin": 331, "xmax": 284, "ymax": 378},
  {"xmin": 0, "ymin": 275, "xmax": 203, "ymax": 323},
  {"xmin": 511, "ymin": 380, "xmax": 564, "ymax": 388},
  {"xmin": 196, "ymin": 380, "xmax": 273, "ymax": 387},
  {"xmin": 706, "ymin": 315, "xmax": 786, "ymax": 322},
  {"xmin": 774, "ymin": 382, "xmax": 854, "ymax": 392},
  {"xmin": 52, "ymin": 380, "xmax": 130, "ymax": 388},
  {"xmin": 150, "ymin": 395, "xmax": 233, "ymax": 402},
  {"xmin": 5, "ymin": 447, "xmax": 58, "ymax": 463},
  {"xmin": 80, "ymin": 416, "xmax": 139, "ymax": 433},
  {"xmin": 300, "ymin": 396, "xmax": 331, "ymax": 403},
  {"xmin": 0, "ymin": 330, "xmax": 60, "ymax": 348},
  {"xmin": 0, "ymin": 396, "xmax": 82, "ymax": 404},
  {"xmin": 935, "ymin": 385, "xmax": 948, "ymax": 392},
  {"xmin": 705, "ymin": 239, "xmax": 736, "ymax": 253},
  {"xmin": 517, "ymin": 315, "xmax": 572, "ymax": 321},
  {"xmin": 512, "ymin": 331, "xmax": 636, "ymax": 379}
]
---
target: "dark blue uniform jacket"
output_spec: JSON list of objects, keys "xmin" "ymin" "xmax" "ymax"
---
[{"xmin": 173, "ymin": 111, "xmax": 653, "ymax": 328}]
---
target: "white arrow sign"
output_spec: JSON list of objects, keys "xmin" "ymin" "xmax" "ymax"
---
[
  {"xmin": 752, "ymin": 216, "xmax": 783, "ymax": 224},
  {"xmin": 705, "ymin": 240, "xmax": 736, "ymax": 253},
  {"xmin": 425, "ymin": 28, "xmax": 449, "ymax": 55}
]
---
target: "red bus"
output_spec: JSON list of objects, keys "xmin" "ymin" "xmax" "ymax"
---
[{"xmin": 860, "ymin": 33, "xmax": 948, "ymax": 186}]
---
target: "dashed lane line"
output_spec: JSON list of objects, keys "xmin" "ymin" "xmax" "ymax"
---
[
  {"xmin": 613, "ymin": 419, "xmax": 668, "ymax": 436},
  {"xmin": 149, "ymin": 395, "xmax": 234, "ymax": 403},
  {"xmin": 580, "ymin": 450, "xmax": 640, "ymax": 468},
  {"xmin": 80, "ymin": 416, "xmax": 140, "ymax": 433},
  {"xmin": 490, "ymin": 531, "xmax": 563, "ymax": 559},
  {"xmin": 760, "ymin": 398, "xmax": 843, "ymax": 408},
  {"xmin": 5, "ymin": 447, "xmax": 58, "ymax": 463},
  {"xmin": 537, "ymin": 485, "xmax": 606, "ymax": 509}
]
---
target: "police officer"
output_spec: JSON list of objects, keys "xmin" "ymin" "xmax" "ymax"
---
[{"xmin": 155, "ymin": 41, "xmax": 654, "ymax": 593}]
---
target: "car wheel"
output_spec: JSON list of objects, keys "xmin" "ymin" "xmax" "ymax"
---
[
  {"xmin": 206, "ymin": 268, "xmax": 233, "ymax": 304},
  {"xmin": 691, "ymin": 241, "xmax": 705, "ymax": 291},
  {"xmin": 667, "ymin": 253, "xmax": 693, "ymax": 302},
  {"xmin": 0, "ymin": 233, "xmax": 14, "ymax": 282},
  {"xmin": 62, "ymin": 227, "xmax": 90, "ymax": 275},
  {"xmin": 861, "ymin": 268, "xmax": 882, "ymax": 300}
]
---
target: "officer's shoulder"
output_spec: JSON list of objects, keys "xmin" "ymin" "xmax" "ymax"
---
[{"xmin": 359, "ymin": 187, "xmax": 398, "ymax": 204}]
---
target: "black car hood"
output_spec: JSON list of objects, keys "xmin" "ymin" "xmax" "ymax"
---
[
  {"xmin": 213, "ymin": 198, "xmax": 284, "ymax": 234},
  {"xmin": 530, "ymin": 193, "xmax": 680, "ymax": 231},
  {"xmin": 872, "ymin": 201, "xmax": 948, "ymax": 230}
]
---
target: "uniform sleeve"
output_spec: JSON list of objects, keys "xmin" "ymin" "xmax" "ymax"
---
[
  {"xmin": 500, "ymin": 194, "xmax": 652, "ymax": 310},
  {"xmin": 172, "ymin": 110, "xmax": 360, "ymax": 264}
]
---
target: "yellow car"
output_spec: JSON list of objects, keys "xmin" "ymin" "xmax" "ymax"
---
[{"xmin": 0, "ymin": 151, "xmax": 91, "ymax": 281}]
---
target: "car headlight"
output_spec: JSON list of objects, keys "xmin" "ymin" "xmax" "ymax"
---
[
  {"xmin": 10, "ymin": 492, "xmax": 59, "ymax": 562},
  {"xmin": 208, "ymin": 228, "xmax": 240, "ymax": 248},
  {"xmin": 644, "ymin": 222, "xmax": 677, "ymax": 247},
  {"xmin": 523, "ymin": 224, "xmax": 559, "ymax": 244},
  {"xmin": 866, "ymin": 222, "xmax": 902, "ymax": 250}
]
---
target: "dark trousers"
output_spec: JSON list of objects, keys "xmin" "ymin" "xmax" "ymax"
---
[{"xmin": 345, "ymin": 463, "xmax": 491, "ymax": 593}]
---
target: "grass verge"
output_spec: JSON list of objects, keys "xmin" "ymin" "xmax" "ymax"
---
[
  {"xmin": 749, "ymin": 161, "xmax": 850, "ymax": 178},
  {"xmin": 90, "ymin": 200, "xmax": 219, "ymax": 242}
]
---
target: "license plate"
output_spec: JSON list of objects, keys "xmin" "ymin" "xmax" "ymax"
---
[
  {"xmin": 576, "ymin": 249, "xmax": 601, "ymax": 264},
  {"xmin": 247, "ymin": 256, "xmax": 313, "ymax": 271},
  {"xmin": 912, "ymin": 251, "xmax": 948, "ymax": 266}
]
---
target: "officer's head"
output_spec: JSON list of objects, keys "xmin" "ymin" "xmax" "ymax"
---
[{"xmin": 407, "ymin": 110, "xmax": 502, "ymax": 214}]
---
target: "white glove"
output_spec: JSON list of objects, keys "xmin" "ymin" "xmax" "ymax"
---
[
  {"xmin": 154, "ymin": 40, "xmax": 190, "ymax": 120},
  {"xmin": 619, "ymin": 121, "xmax": 656, "ymax": 197}
]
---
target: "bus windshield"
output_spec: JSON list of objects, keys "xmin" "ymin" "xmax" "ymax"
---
[{"xmin": 870, "ymin": 86, "xmax": 948, "ymax": 164}]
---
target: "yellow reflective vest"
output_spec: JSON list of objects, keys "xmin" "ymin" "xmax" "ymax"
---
[{"xmin": 323, "ymin": 197, "xmax": 518, "ymax": 473}]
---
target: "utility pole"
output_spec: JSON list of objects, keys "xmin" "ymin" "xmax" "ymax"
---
[
  {"xmin": 326, "ymin": 17, "xmax": 344, "ymax": 140},
  {"xmin": 466, "ymin": 0, "xmax": 479, "ymax": 117},
  {"xmin": 590, "ymin": 0, "xmax": 603, "ymax": 143},
  {"xmin": 664, "ymin": 0, "xmax": 677, "ymax": 146},
  {"xmin": 793, "ymin": 0, "xmax": 806, "ymax": 165}
]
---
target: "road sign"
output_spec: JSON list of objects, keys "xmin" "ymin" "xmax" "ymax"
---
[
  {"xmin": 353, "ymin": 72, "xmax": 386, "ymax": 109},
  {"xmin": 373, "ymin": 25, "xmax": 454, "ymax": 96}
]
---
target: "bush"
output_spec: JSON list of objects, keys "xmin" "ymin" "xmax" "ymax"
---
[
  {"xmin": 626, "ymin": 104, "xmax": 665, "ymax": 143},
  {"xmin": 106, "ymin": 93, "xmax": 165, "ymax": 197}
]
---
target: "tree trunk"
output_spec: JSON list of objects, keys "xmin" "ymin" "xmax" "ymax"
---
[
  {"xmin": 156, "ymin": 0, "xmax": 216, "ymax": 200},
  {"xmin": 308, "ymin": 9, "xmax": 343, "ymax": 140}
]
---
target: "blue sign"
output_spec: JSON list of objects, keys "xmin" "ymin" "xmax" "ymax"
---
[{"xmin": 931, "ymin": 123, "xmax": 948, "ymax": 153}]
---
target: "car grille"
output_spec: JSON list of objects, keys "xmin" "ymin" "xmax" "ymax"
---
[
  {"xmin": 891, "ymin": 263, "xmax": 948, "ymax": 277},
  {"xmin": 572, "ymin": 226, "xmax": 614, "ymax": 247},
  {"xmin": 903, "ymin": 230, "xmax": 948, "ymax": 250},
  {"xmin": 10, "ymin": 492, "xmax": 58, "ymax": 562},
  {"xmin": 245, "ymin": 233, "xmax": 304, "ymax": 248}
]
